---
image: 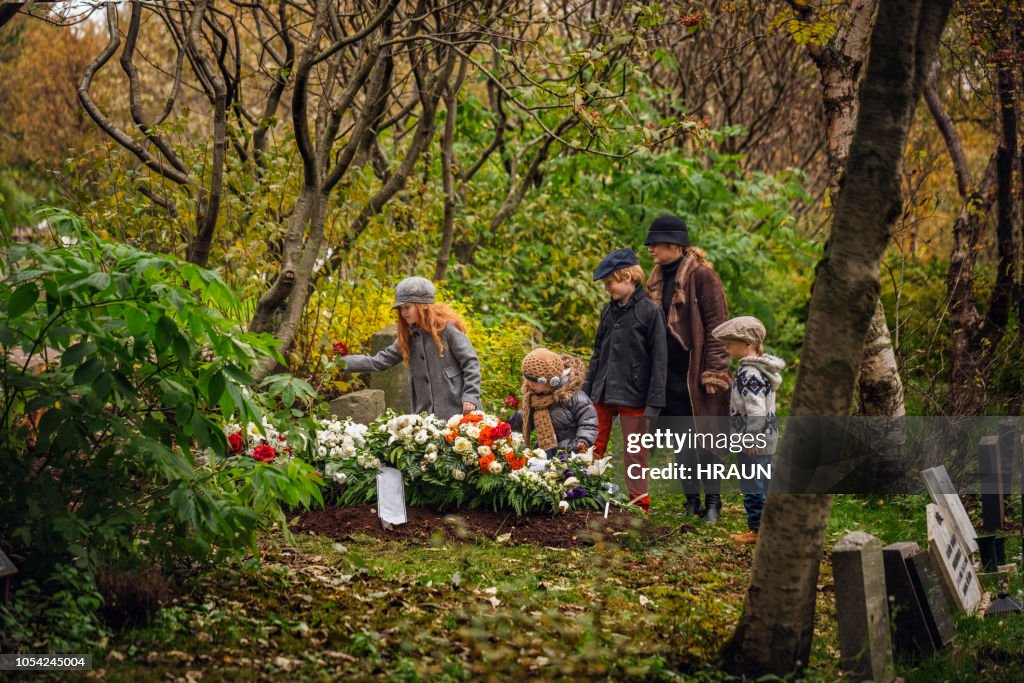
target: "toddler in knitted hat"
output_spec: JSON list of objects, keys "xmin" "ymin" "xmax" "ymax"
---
[{"xmin": 507, "ymin": 348, "xmax": 598, "ymax": 454}]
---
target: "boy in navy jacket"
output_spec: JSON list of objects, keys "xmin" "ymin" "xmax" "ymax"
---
[{"xmin": 584, "ymin": 248, "xmax": 667, "ymax": 511}]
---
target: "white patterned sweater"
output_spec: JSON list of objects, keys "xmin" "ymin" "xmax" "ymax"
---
[{"xmin": 730, "ymin": 354, "xmax": 786, "ymax": 455}]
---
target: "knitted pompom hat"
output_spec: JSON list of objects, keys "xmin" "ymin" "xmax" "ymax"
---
[{"xmin": 521, "ymin": 348, "xmax": 566, "ymax": 385}]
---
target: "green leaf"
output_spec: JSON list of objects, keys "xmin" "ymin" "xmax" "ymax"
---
[
  {"xmin": 207, "ymin": 370, "xmax": 226, "ymax": 404},
  {"xmin": 7, "ymin": 283, "xmax": 38, "ymax": 319},
  {"xmin": 73, "ymin": 357, "xmax": 104, "ymax": 385},
  {"xmin": 62, "ymin": 341, "xmax": 96, "ymax": 366}
]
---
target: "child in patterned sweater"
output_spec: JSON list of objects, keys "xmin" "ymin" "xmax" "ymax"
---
[{"xmin": 711, "ymin": 316, "xmax": 786, "ymax": 544}]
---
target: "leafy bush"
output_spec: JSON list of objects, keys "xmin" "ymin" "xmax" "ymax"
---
[
  {"xmin": 0, "ymin": 564, "xmax": 110, "ymax": 653},
  {"xmin": 0, "ymin": 209, "xmax": 322, "ymax": 577}
]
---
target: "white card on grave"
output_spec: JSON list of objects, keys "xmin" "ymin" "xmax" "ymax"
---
[
  {"xmin": 921, "ymin": 466, "xmax": 978, "ymax": 553},
  {"xmin": 376, "ymin": 466, "xmax": 407, "ymax": 529},
  {"xmin": 926, "ymin": 503, "xmax": 981, "ymax": 615}
]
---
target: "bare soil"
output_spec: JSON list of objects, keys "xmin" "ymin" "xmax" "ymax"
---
[{"xmin": 292, "ymin": 505, "xmax": 689, "ymax": 548}]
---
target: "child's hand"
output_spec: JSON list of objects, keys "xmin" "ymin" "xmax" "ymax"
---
[
  {"xmin": 463, "ymin": 401, "xmax": 476, "ymax": 414},
  {"xmin": 576, "ymin": 441, "xmax": 588, "ymax": 452},
  {"xmin": 704, "ymin": 383, "xmax": 718, "ymax": 395}
]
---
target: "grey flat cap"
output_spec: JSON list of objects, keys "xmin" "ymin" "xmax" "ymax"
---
[
  {"xmin": 711, "ymin": 316, "xmax": 766, "ymax": 345},
  {"xmin": 392, "ymin": 276, "xmax": 436, "ymax": 309}
]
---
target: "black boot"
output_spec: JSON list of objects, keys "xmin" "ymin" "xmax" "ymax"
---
[
  {"xmin": 685, "ymin": 494, "xmax": 705, "ymax": 517},
  {"xmin": 704, "ymin": 494, "xmax": 721, "ymax": 524}
]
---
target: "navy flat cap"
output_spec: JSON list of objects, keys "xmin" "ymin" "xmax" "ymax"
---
[{"xmin": 593, "ymin": 248, "xmax": 639, "ymax": 280}]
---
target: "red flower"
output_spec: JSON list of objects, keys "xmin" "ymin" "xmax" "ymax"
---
[
  {"xmin": 332, "ymin": 342, "xmax": 349, "ymax": 356},
  {"xmin": 504, "ymin": 395, "xmax": 520, "ymax": 410},
  {"xmin": 492, "ymin": 422, "xmax": 512, "ymax": 440},
  {"xmin": 252, "ymin": 444, "xmax": 276, "ymax": 462},
  {"xmin": 228, "ymin": 432, "xmax": 244, "ymax": 453}
]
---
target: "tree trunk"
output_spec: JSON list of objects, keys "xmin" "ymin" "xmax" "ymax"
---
[
  {"xmin": 805, "ymin": 0, "xmax": 907, "ymax": 420},
  {"xmin": 723, "ymin": 0, "xmax": 951, "ymax": 674}
]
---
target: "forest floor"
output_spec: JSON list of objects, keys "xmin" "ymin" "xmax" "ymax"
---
[{"xmin": 44, "ymin": 494, "xmax": 1023, "ymax": 682}]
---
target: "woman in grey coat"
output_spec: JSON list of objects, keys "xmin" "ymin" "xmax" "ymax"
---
[{"xmin": 343, "ymin": 277, "xmax": 481, "ymax": 420}]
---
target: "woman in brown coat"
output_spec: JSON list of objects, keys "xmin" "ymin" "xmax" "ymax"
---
[{"xmin": 644, "ymin": 215, "xmax": 732, "ymax": 522}]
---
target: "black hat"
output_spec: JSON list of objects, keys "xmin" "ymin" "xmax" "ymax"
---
[
  {"xmin": 593, "ymin": 248, "xmax": 639, "ymax": 281},
  {"xmin": 643, "ymin": 214, "xmax": 690, "ymax": 247}
]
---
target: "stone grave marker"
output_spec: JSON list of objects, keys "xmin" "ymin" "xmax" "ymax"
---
[
  {"xmin": 368, "ymin": 324, "xmax": 412, "ymax": 413},
  {"xmin": 833, "ymin": 531, "xmax": 894, "ymax": 682},
  {"xmin": 883, "ymin": 542, "xmax": 935, "ymax": 656},
  {"xmin": 905, "ymin": 546, "xmax": 956, "ymax": 649},
  {"xmin": 921, "ymin": 466, "xmax": 978, "ymax": 553},
  {"xmin": 926, "ymin": 503, "xmax": 982, "ymax": 614},
  {"xmin": 330, "ymin": 389, "xmax": 386, "ymax": 425},
  {"xmin": 979, "ymin": 436, "xmax": 1004, "ymax": 532}
]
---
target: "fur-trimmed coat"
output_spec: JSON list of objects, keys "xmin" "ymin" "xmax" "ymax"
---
[
  {"xmin": 508, "ymin": 354, "xmax": 599, "ymax": 451},
  {"xmin": 646, "ymin": 253, "xmax": 731, "ymax": 418}
]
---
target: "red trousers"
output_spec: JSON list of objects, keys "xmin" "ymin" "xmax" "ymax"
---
[{"xmin": 594, "ymin": 403, "xmax": 650, "ymax": 511}]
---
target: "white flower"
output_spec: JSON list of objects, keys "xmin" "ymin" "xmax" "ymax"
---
[
  {"xmin": 424, "ymin": 452, "xmax": 438, "ymax": 464},
  {"xmin": 464, "ymin": 425, "xmax": 481, "ymax": 439},
  {"xmin": 574, "ymin": 451, "xmax": 594, "ymax": 465},
  {"xmin": 563, "ymin": 477, "xmax": 580, "ymax": 489},
  {"xmin": 318, "ymin": 446, "xmax": 327, "ymax": 457},
  {"xmin": 477, "ymin": 445, "xmax": 493, "ymax": 457},
  {"xmin": 558, "ymin": 500, "xmax": 570, "ymax": 513},
  {"xmin": 585, "ymin": 456, "xmax": 613, "ymax": 477},
  {"xmin": 447, "ymin": 414, "xmax": 462, "ymax": 428},
  {"xmin": 453, "ymin": 437, "xmax": 473, "ymax": 455},
  {"xmin": 527, "ymin": 457, "xmax": 549, "ymax": 474},
  {"xmin": 414, "ymin": 430, "xmax": 429, "ymax": 444},
  {"xmin": 425, "ymin": 443, "xmax": 438, "ymax": 454},
  {"xmin": 369, "ymin": 457, "xmax": 381, "ymax": 469},
  {"xmin": 532, "ymin": 448, "xmax": 548, "ymax": 459},
  {"xmin": 488, "ymin": 461, "xmax": 503, "ymax": 475},
  {"xmin": 333, "ymin": 471, "xmax": 347, "ymax": 484},
  {"xmin": 452, "ymin": 469, "xmax": 466, "ymax": 481}
]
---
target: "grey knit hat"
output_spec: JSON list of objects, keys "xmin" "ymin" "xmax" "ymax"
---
[
  {"xmin": 391, "ymin": 276, "xmax": 436, "ymax": 309},
  {"xmin": 712, "ymin": 316, "xmax": 766, "ymax": 345}
]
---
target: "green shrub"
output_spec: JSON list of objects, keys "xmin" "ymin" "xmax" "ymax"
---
[{"xmin": 0, "ymin": 208, "xmax": 322, "ymax": 578}]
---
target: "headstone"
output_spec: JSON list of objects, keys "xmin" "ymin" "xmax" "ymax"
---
[
  {"xmin": 883, "ymin": 542, "xmax": 940, "ymax": 656},
  {"xmin": 368, "ymin": 324, "xmax": 412, "ymax": 413},
  {"xmin": 926, "ymin": 503, "xmax": 982, "ymax": 614},
  {"xmin": 979, "ymin": 436, "xmax": 1004, "ymax": 531},
  {"xmin": 833, "ymin": 532, "xmax": 894, "ymax": 682},
  {"xmin": 376, "ymin": 466, "xmax": 407, "ymax": 529},
  {"xmin": 921, "ymin": 466, "xmax": 978, "ymax": 553},
  {"xmin": 997, "ymin": 420, "xmax": 1017, "ymax": 501},
  {"xmin": 905, "ymin": 546, "xmax": 956, "ymax": 648},
  {"xmin": 329, "ymin": 389, "xmax": 386, "ymax": 425}
]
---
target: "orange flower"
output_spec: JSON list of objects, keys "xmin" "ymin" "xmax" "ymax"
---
[
  {"xmin": 444, "ymin": 429, "xmax": 457, "ymax": 443},
  {"xmin": 504, "ymin": 452, "xmax": 527, "ymax": 471},
  {"xmin": 478, "ymin": 426, "xmax": 494, "ymax": 447},
  {"xmin": 460, "ymin": 413, "xmax": 484, "ymax": 425},
  {"xmin": 478, "ymin": 453, "xmax": 495, "ymax": 474}
]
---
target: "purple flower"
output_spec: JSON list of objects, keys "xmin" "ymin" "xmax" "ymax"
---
[
  {"xmin": 562, "ymin": 469, "xmax": 573, "ymax": 479},
  {"xmin": 570, "ymin": 486, "xmax": 587, "ymax": 499},
  {"xmin": 558, "ymin": 453, "xmax": 567, "ymax": 462}
]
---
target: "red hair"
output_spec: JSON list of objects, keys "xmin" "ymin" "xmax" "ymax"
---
[{"xmin": 396, "ymin": 302, "xmax": 468, "ymax": 363}]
